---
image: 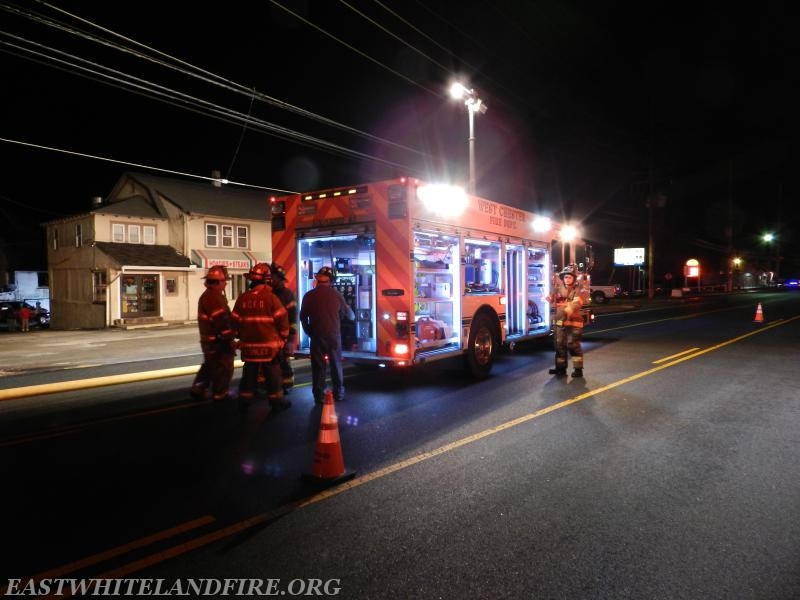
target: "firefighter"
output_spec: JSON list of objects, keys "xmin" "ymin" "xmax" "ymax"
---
[
  {"xmin": 299, "ymin": 266, "xmax": 355, "ymax": 404},
  {"xmin": 546, "ymin": 266, "xmax": 589, "ymax": 377},
  {"xmin": 231, "ymin": 262, "xmax": 291, "ymax": 412},
  {"xmin": 270, "ymin": 262, "xmax": 298, "ymax": 393},
  {"xmin": 190, "ymin": 265, "xmax": 236, "ymax": 401}
]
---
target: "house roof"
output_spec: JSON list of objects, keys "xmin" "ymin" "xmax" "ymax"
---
[
  {"xmin": 107, "ymin": 172, "xmax": 271, "ymax": 220},
  {"xmin": 92, "ymin": 195, "xmax": 163, "ymax": 219},
  {"xmin": 94, "ymin": 242, "xmax": 192, "ymax": 268}
]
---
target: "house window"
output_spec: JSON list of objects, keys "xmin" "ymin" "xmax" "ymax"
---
[
  {"xmin": 143, "ymin": 225, "xmax": 156, "ymax": 244},
  {"xmin": 112, "ymin": 224, "xmax": 125, "ymax": 242},
  {"xmin": 51, "ymin": 228, "xmax": 58, "ymax": 250},
  {"xmin": 221, "ymin": 225, "xmax": 234, "ymax": 248},
  {"xmin": 128, "ymin": 225, "xmax": 141, "ymax": 244},
  {"xmin": 206, "ymin": 224, "xmax": 218, "ymax": 247},
  {"xmin": 93, "ymin": 271, "xmax": 108, "ymax": 303},
  {"xmin": 237, "ymin": 226, "xmax": 249, "ymax": 249},
  {"xmin": 75, "ymin": 224, "xmax": 83, "ymax": 247}
]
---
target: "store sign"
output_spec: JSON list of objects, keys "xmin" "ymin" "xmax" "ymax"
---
[{"xmin": 614, "ymin": 247, "xmax": 645, "ymax": 266}]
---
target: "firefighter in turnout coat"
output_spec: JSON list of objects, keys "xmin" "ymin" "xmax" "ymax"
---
[
  {"xmin": 231, "ymin": 263, "xmax": 291, "ymax": 412},
  {"xmin": 191, "ymin": 265, "xmax": 236, "ymax": 401},
  {"xmin": 269, "ymin": 262, "xmax": 298, "ymax": 393},
  {"xmin": 546, "ymin": 267, "xmax": 589, "ymax": 378}
]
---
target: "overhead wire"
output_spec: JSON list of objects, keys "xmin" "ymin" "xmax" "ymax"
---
[
  {"xmin": 20, "ymin": 0, "xmax": 428, "ymax": 158},
  {"xmin": 0, "ymin": 1, "xmax": 437, "ymax": 188}
]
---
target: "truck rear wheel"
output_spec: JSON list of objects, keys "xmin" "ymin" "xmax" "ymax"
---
[
  {"xmin": 591, "ymin": 290, "xmax": 607, "ymax": 304},
  {"xmin": 465, "ymin": 313, "xmax": 497, "ymax": 379}
]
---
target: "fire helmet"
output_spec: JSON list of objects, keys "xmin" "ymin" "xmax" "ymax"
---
[
  {"xmin": 270, "ymin": 262, "xmax": 287, "ymax": 282},
  {"xmin": 558, "ymin": 267, "xmax": 576, "ymax": 281},
  {"xmin": 315, "ymin": 266, "xmax": 334, "ymax": 282},
  {"xmin": 246, "ymin": 262, "xmax": 272, "ymax": 283},
  {"xmin": 202, "ymin": 265, "xmax": 230, "ymax": 283}
]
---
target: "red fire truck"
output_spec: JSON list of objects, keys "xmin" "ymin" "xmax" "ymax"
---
[{"xmin": 271, "ymin": 178, "xmax": 591, "ymax": 378}]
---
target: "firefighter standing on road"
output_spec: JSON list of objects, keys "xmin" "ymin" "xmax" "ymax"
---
[
  {"xmin": 232, "ymin": 263, "xmax": 291, "ymax": 412},
  {"xmin": 190, "ymin": 265, "xmax": 236, "ymax": 401},
  {"xmin": 270, "ymin": 262, "xmax": 298, "ymax": 393},
  {"xmin": 299, "ymin": 266, "xmax": 355, "ymax": 404},
  {"xmin": 546, "ymin": 267, "xmax": 589, "ymax": 378}
]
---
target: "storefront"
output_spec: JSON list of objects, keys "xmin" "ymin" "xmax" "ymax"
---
[{"xmin": 120, "ymin": 273, "xmax": 159, "ymax": 318}]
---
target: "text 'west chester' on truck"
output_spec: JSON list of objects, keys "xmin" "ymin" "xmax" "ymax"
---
[{"xmin": 270, "ymin": 178, "xmax": 593, "ymax": 378}]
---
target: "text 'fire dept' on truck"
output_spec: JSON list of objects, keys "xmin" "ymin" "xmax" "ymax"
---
[{"xmin": 270, "ymin": 178, "xmax": 591, "ymax": 378}]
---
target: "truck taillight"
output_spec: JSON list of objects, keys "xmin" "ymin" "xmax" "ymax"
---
[{"xmin": 393, "ymin": 343, "xmax": 409, "ymax": 355}]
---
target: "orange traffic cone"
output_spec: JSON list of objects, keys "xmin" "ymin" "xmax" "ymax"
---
[
  {"xmin": 302, "ymin": 390, "xmax": 356, "ymax": 487},
  {"xmin": 753, "ymin": 303, "xmax": 764, "ymax": 323}
]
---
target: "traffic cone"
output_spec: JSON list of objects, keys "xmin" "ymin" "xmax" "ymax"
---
[
  {"xmin": 753, "ymin": 303, "xmax": 764, "ymax": 323},
  {"xmin": 302, "ymin": 390, "xmax": 356, "ymax": 487}
]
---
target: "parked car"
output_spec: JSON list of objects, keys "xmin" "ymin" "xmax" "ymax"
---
[{"xmin": 0, "ymin": 301, "xmax": 50, "ymax": 329}]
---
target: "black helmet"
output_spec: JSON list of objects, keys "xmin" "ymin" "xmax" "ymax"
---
[
  {"xmin": 270, "ymin": 262, "xmax": 287, "ymax": 282},
  {"xmin": 246, "ymin": 262, "xmax": 271, "ymax": 283},
  {"xmin": 558, "ymin": 267, "xmax": 576, "ymax": 281},
  {"xmin": 315, "ymin": 266, "xmax": 334, "ymax": 282}
]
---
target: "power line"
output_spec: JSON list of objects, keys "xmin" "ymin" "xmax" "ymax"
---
[{"xmin": 0, "ymin": 136, "xmax": 297, "ymax": 193}]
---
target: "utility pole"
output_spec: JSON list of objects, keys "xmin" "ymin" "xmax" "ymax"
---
[{"xmin": 647, "ymin": 96, "xmax": 655, "ymax": 300}]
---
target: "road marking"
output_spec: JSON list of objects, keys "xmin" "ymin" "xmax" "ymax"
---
[
  {"xmin": 36, "ymin": 314, "xmax": 798, "ymax": 588},
  {"xmin": 0, "ymin": 516, "xmax": 215, "ymax": 597},
  {"xmin": 652, "ymin": 348, "xmax": 700, "ymax": 364}
]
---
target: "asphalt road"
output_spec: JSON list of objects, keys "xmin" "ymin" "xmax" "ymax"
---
[{"xmin": 3, "ymin": 292, "xmax": 798, "ymax": 599}]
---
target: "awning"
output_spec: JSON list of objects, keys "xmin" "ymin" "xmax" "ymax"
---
[{"xmin": 191, "ymin": 249, "xmax": 268, "ymax": 271}]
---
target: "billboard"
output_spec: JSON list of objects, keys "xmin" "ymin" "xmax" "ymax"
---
[{"xmin": 614, "ymin": 247, "xmax": 645, "ymax": 266}]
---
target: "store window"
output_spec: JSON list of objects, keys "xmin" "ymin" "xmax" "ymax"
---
[
  {"xmin": 120, "ymin": 274, "xmax": 159, "ymax": 317},
  {"xmin": 165, "ymin": 277, "xmax": 178, "ymax": 296}
]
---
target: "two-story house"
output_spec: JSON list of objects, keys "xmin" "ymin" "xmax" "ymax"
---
[{"xmin": 43, "ymin": 172, "xmax": 271, "ymax": 329}]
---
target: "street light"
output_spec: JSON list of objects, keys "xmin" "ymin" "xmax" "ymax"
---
[
  {"xmin": 449, "ymin": 82, "xmax": 487, "ymax": 195},
  {"xmin": 762, "ymin": 232, "xmax": 780, "ymax": 280}
]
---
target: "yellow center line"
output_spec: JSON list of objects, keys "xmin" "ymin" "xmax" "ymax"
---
[
  {"xmin": 29, "ymin": 314, "xmax": 800, "ymax": 590},
  {"xmin": 653, "ymin": 348, "xmax": 700, "ymax": 364},
  {"xmin": 0, "ymin": 516, "xmax": 215, "ymax": 596}
]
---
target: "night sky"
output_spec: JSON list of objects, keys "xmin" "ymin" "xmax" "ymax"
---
[{"xmin": 1, "ymin": 1, "xmax": 794, "ymax": 281}]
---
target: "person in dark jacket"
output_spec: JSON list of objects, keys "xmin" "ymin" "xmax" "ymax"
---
[
  {"xmin": 232, "ymin": 262, "xmax": 291, "ymax": 412},
  {"xmin": 270, "ymin": 262, "xmax": 298, "ymax": 393},
  {"xmin": 299, "ymin": 266, "xmax": 355, "ymax": 404},
  {"xmin": 190, "ymin": 265, "xmax": 235, "ymax": 401}
]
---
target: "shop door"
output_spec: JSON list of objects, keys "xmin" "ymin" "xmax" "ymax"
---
[{"xmin": 121, "ymin": 274, "xmax": 160, "ymax": 318}]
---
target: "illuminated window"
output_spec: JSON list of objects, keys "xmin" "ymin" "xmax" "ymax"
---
[{"xmin": 75, "ymin": 224, "xmax": 83, "ymax": 247}]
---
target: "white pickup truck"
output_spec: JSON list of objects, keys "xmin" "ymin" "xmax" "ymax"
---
[{"xmin": 588, "ymin": 283, "xmax": 622, "ymax": 304}]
